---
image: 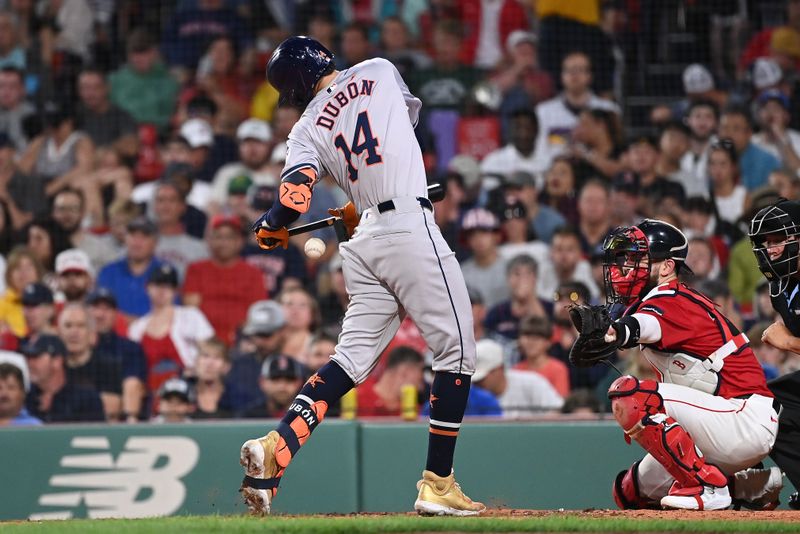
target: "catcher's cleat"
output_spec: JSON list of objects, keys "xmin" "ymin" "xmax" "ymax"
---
[
  {"xmin": 414, "ymin": 470, "xmax": 485, "ymax": 516},
  {"xmin": 789, "ymin": 492, "xmax": 800, "ymax": 510},
  {"xmin": 660, "ymin": 482, "xmax": 731, "ymax": 511},
  {"xmin": 239, "ymin": 431, "xmax": 283, "ymax": 515}
]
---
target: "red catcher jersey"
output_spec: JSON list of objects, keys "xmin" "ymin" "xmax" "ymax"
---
[{"xmin": 628, "ymin": 280, "xmax": 772, "ymax": 399}]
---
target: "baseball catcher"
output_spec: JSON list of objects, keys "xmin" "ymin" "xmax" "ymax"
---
[{"xmin": 571, "ymin": 219, "xmax": 780, "ymax": 510}]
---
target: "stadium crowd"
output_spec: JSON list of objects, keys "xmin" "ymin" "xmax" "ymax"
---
[{"xmin": 1, "ymin": 0, "xmax": 800, "ymax": 426}]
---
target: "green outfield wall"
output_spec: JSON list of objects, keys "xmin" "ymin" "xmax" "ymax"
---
[{"xmin": 0, "ymin": 420, "xmax": 794, "ymax": 519}]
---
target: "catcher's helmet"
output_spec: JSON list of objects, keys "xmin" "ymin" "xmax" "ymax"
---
[
  {"xmin": 749, "ymin": 200, "xmax": 800, "ymax": 296},
  {"xmin": 602, "ymin": 219, "xmax": 691, "ymax": 305},
  {"xmin": 267, "ymin": 36, "xmax": 335, "ymax": 108}
]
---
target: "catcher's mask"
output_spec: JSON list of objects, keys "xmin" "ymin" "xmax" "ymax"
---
[
  {"xmin": 603, "ymin": 226, "xmax": 651, "ymax": 306},
  {"xmin": 749, "ymin": 201, "xmax": 800, "ymax": 297}
]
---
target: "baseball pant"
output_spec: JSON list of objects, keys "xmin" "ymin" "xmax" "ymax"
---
[{"xmin": 331, "ymin": 196, "xmax": 476, "ymax": 385}]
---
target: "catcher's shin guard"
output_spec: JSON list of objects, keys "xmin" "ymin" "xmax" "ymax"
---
[
  {"xmin": 613, "ymin": 461, "xmax": 660, "ymax": 509},
  {"xmin": 608, "ymin": 376, "xmax": 728, "ymax": 492}
]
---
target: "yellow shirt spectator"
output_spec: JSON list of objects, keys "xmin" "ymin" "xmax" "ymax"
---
[
  {"xmin": 0, "ymin": 288, "xmax": 26, "ymax": 337},
  {"xmin": 536, "ymin": 0, "xmax": 599, "ymax": 26},
  {"xmin": 250, "ymin": 81, "xmax": 280, "ymax": 122},
  {"xmin": 0, "ymin": 248, "xmax": 45, "ymax": 337}
]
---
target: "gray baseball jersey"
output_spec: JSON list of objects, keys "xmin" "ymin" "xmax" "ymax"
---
[
  {"xmin": 282, "ymin": 58, "xmax": 426, "ymax": 212},
  {"xmin": 280, "ymin": 57, "xmax": 476, "ymax": 383}
]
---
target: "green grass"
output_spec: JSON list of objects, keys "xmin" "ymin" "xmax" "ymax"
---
[{"xmin": 3, "ymin": 514, "xmax": 800, "ymax": 533}]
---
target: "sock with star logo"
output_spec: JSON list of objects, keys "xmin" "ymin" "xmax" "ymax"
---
[{"xmin": 425, "ymin": 372, "xmax": 471, "ymax": 477}]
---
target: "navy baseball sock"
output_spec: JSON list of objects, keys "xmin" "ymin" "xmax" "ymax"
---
[
  {"xmin": 273, "ymin": 361, "xmax": 354, "ymax": 469},
  {"xmin": 425, "ymin": 372, "xmax": 471, "ymax": 477}
]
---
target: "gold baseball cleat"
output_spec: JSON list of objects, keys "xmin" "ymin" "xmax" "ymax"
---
[
  {"xmin": 239, "ymin": 431, "xmax": 282, "ymax": 515},
  {"xmin": 414, "ymin": 470, "xmax": 486, "ymax": 516}
]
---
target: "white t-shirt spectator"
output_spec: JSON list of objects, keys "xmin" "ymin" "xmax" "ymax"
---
[
  {"xmin": 714, "ymin": 185, "xmax": 747, "ymax": 224},
  {"xmin": 498, "ymin": 369, "xmax": 564, "ymax": 418},
  {"xmin": 155, "ymin": 235, "xmax": 209, "ymax": 281},
  {"xmin": 480, "ymin": 145, "xmax": 549, "ymax": 188},
  {"xmin": 128, "ymin": 306, "xmax": 214, "ymax": 368}
]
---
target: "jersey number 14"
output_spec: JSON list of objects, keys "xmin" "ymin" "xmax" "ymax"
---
[{"xmin": 334, "ymin": 111, "xmax": 383, "ymax": 182}]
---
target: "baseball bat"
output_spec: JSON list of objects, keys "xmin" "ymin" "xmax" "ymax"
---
[{"xmin": 288, "ymin": 182, "xmax": 445, "ymax": 237}]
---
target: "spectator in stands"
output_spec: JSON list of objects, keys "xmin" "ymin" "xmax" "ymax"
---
[
  {"xmin": 21, "ymin": 282, "xmax": 55, "ymax": 341},
  {"xmin": 708, "ymin": 138, "xmax": 747, "ymax": 224},
  {"xmin": 568, "ymin": 108, "xmax": 624, "ymax": 184},
  {"xmin": 492, "ymin": 30, "xmax": 555, "ymax": 119},
  {"xmin": 110, "ymin": 29, "xmax": 179, "ymax": 131},
  {"xmin": 51, "ymin": 189, "xmax": 118, "ymax": 270},
  {"xmin": 18, "ymin": 103, "xmax": 94, "ymax": 199},
  {"xmin": 241, "ymin": 185, "xmax": 308, "ymax": 296},
  {"xmin": 54, "ymin": 249, "xmax": 93, "ymax": 304},
  {"xmin": 686, "ymin": 237, "xmax": 720, "ymax": 283},
  {"xmin": 560, "ymin": 388, "xmax": 601, "ymax": 415},
  {"xmin": 460, "ymin": 208, "xmax": 508, "ymax": 309},
  {"xmin": 0, "ymin": 247, "xmax": 43, "ymax": 337},
  {"xmin": 535, "ymin": 52, "xmax": 619, "ymax": 167},
  {"xmin": 514, "ymin": 315, "xmax": 569, "ymax": 397},
  {"xmin": 0, "ymin": 13, "xmax": 25, "ymax": 70},
  {"xmin": 576, "ymin": 179, "xmax": 613, "ymax": 255},
  {"xmin": 681, "ymin": 99, "xmax": 719, "ymax": 187},
  {"xmin": 177, "ymin": 117, "xmax": 217, "ymax": 184},
  {"xmin": 79, "ymin": 148, "xmax": 135, "ymax": 228},
  {"xmin": 739, "ymin": 1, "xmax": 800, "ymax": 73},
  {"xmin": 675, "ymin": 64, "xmax": 728, "ymax": 119},
  {"xmin": 278, "ymin": 287, "xmax": 319, "ymax": 360},
  {"xmin": 769, "ymin": 168, "xmax": 800, "ymax": 201},
  {"xmin": 0, "ymin": 361, "xmax": 40, "ymax": 426},
  {"xmin": 209, "ymin": 118, "xmax": 276, "ymax": 214},
  {"xmin": 58, "ymin": 303, "xmax": 124, "ymax": 421},
  {"xmin": 0, "ymin": 132, "xmax": 40, "ymax": 230},
  {"xmin": 355, "ymin": 346, "xmax": 425, "ymax": 417},
  {"xmin": 183, "ymin": 95, "xmax": 239, "ymax": 179},
  {"xmin": 303, "ymin": 333, "xmax": 336, "ymax": 373},
  {"xmin": 0, "ymin": 67, "xmax": 34, "ymax": 153},
  {"xmin": 132, "ymin": 162, "xmax": 208, "ymax": 238},
  {"xmin": 485, "ymin": 255, "xmax": 550, "ymax": 343},
  {"xmin": 609, "ymin": 172, "xmax": 642, "ymax": 230},
  {"xmin": 497, "ymin": 199, "xmax": 550, "ymax": 268},
  {"xmin": 481, "ymin": 109, "xmax": 548, "ymax": 188},
  {"xmin": 152, "ymin": 180, "xmax": 209, "ymax": 280},
  {"xmin": 538, "ymin": 227, "xmax": 600, "ymax": 302},
  {"xmin": 225, "ymin": 300, "xmax": 286, "ymax": 414},
  {"xmin": 753, "ymin": 91, "xmax": 800, "ymax": 173},
  {"xmin": 540, "ymin": 156, "xmax": 579, "ymax": 226},
  {"xmin": 23, "ymin": 334, "xmax": 104, "ymax": 422},
  {"xmin": 473, "ymin": 338, "xmax": 563, "ymax": 418},
  {"xmin": 128, "ymin": 264, "xmax": 214, "ymax": 394},
  {"xmin": 161, "ymin": 0, "xmax": 252, "ymax": 71},
  {"xmin": 192, "ymin": 338, "xmax": 231, "ymax": 419},
  {"xmin": 183, "ymin": 214, "xmax": 266, "ymax": 346},
  {"xmin": 97, "ymin": 216, "xmax": 166, "ymax": 318},
  {"xmin": 152, "ymin": 378, "xmax": 193, "ymax": 423},
  {"xmin": 87, "ymin": 288, "xmax": 147, "ymax": 423},
  {"xmin": 655, "ymin": 121, "xmax": 703, "ymax": 198},
  {"xmin": 194, "ymin": 36, "xmax": 254, "ymax": 130},
  {"xmin": 718, "ymin": 106, "xmax": 780, "ymax": 191},
  {"xmin": 26, "ymin": 216, "xmax": 72, "ymax": 274},
  {"xmin": 244, "ymin": 354, "xmax": 305, "ymax": 418},
  {"xmin": 379, "ymin": 16, "xmax": 431, "ymax": 77},
  {"xmin": 338, "ymin": 23, "xmax": 372, "ymax": 69},
  {"xmin": 77, "ymin": 68, "xmax": 139, "ymax": 160},
  {"xmin": 503, "ymin": 171, "xmax": 565, "ymax": 244}
]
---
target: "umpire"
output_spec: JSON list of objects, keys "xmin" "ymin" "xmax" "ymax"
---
[{"xmin": 749, "ymin": 199, "xmax": 800, "ymax": 509}]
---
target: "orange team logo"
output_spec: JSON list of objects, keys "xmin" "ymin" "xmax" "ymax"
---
[
  {"xmin": 306, "ymin": 373, "xmax": 325, "ymax": 388},
  {"xmin": 429, "ymin": 393, "xmax": 439, "ymax": 407}
]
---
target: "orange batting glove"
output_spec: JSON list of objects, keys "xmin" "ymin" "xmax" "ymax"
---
[
  {"xmin": 254, "ymin": 225, "xmax": 289, "ymax": 250},
  {"xmin": 328, "ymin": 201, "xmax": 359, "ymax": 237}
]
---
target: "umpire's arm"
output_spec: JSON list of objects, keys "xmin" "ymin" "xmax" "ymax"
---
[{"xmin": 762, "ymin": 320, "xmax": 800, "ymax": 354}]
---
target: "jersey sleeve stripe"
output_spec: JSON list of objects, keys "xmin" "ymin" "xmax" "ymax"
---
[{"xmin": 281, "ymin": 162, "xmax": 319, "ymax": 180}]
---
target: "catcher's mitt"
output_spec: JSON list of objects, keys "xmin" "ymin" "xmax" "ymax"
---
[{"xmin": 568, "ymin": 304, "xmax": 620, "ymax": 367}]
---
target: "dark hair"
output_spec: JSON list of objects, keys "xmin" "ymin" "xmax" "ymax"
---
[
  {"xmin": 721, "ymin": 105, "xmax": 754, "ymax": 130},
  {"xmin": 552, "ymin": 225, "xmax": 582, "ymax": 244},
  {"xmin": 561, "ymin": 388, "xmax": 601, "ymax": 414},
  {"xmin": 659, "ymin": 120, "xmax": 691, "ymax": 138},
  {"xmin": 685, "ymin": 195, "xmax": 714, "ymax": 214},
  {"xmin": 585, "ymin": 108, "xmax": 622, "ymax": 147},
  {"xmin": 27, "ymin": 217, "xmax": 73, "ymax": 270},
  {"xmin": 506, "ymin": 254, "xmax": 538, "ymax": 276},
  {"xmin": 685, "ymin": 98, "xmax": 720, "ymax": 120},
  {"xmin": 127, "ymin": 28, "xmax": 156, "ymax": 54},
  {"xmin": 710, "ymin": 137, "xmax": 739, "ymax": 165},
  {"xmin": 385, "ymin": 346, "xmax": 424, "ymax": 370},
  {"xmin": 0, "ymin": 362, "xmax": 23, "ymax": 389},
  {"xmin": 510, "ymin": 108, "xmax": 538, "ymax": 127},
  {"xmin": 0, "ymin": 66, "xmax": 24, "ymax": 83},
  {"xmin": 562, "ymin": 50, "xmax": 591, "ymax": 68},
  {"xmin": 187, "ymin": 94, "xmax": 218, "ymax": 117},
  {"xmin": 343, "ymin": 22, "xmax": 370, "ymax": 40},
  {"xmin": 78, "ymin": 66, "xmax": 106, "ymax": 81},
  {"xmin": 519, "ymin": 315, "xmax": 553, "ymax": 338},
  {"xmin": 434, "ymin": 20, "xmax": 462, "ymax": 39}
]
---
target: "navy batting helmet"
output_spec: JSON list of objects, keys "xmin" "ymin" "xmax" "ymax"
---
[{"xmin": 267, "ymin": 36, "xmax": 335, "ymax": 109}]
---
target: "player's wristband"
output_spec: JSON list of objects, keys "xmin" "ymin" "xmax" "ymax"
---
[{"xmin": 613, "ymin": 316, "xmax": 641, "ymax": 349}]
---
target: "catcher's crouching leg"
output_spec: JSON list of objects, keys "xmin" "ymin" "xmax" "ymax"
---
[
  {"xmin": 613, "ymin": 461, "xmax": 660, "ymax": 509},
  {"xmin": 608, "ymin": 376, "xmax": 731, "ymax": 510}
]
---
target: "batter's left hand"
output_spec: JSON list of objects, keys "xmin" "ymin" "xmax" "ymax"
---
[{"xmin": 762, "ymin": 321, "xmax": 793, "ymax": 351}]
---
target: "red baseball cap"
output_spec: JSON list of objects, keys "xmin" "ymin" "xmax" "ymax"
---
[{"xmin": 210, "ymin": 214, "xmax": 243, "ymax": 232}]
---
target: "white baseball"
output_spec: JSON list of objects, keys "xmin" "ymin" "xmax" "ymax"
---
[{"xmin": 304, "ymin": 237, "xmax": 326, "ymax": 259}]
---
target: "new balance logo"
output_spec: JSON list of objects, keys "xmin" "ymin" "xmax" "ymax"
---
[{"xmin": 31, "ymin": 436, "xmax": 199, "ymax": 520}]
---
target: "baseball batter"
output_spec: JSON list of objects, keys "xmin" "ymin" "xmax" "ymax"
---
[
  {"xmin": 239, "ymin": 36, "xmax": 483, "ymax": 516},
  {"xmin": 570, "ymin": 220, "xmax": 780, "ymax": 510}
]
